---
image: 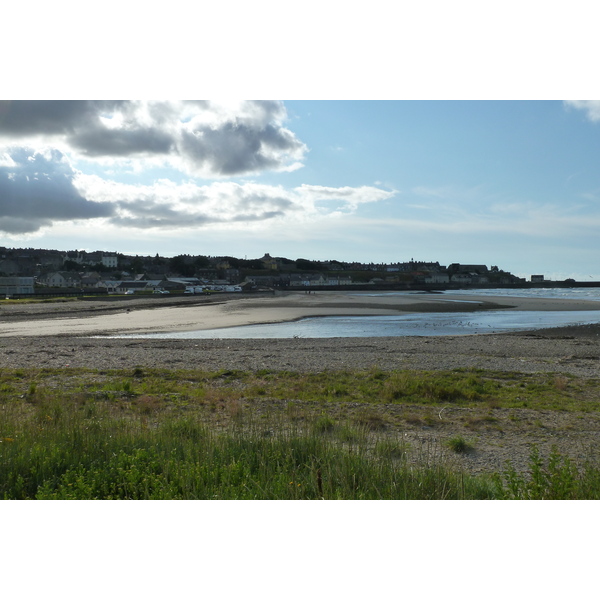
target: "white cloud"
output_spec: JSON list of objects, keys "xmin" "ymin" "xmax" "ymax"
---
[
  {"xmin": 71, "ymin": 175, "xmax": 395, "ymax": 231},
  {"xmin": 296, "ymin": 184, "xmax": 395, "ymax": 210},
  {"xmin": 564, "ymin": 100, "xmax": 600, "ymax": 122}
]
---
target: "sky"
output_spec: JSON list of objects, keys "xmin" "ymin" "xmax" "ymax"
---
[
  {"xmin": 2, "ymin": 2, "xmax": 600, "ymax": 282},
  {"xmin": 2, "ymin": 99, "xmax": 600, "ymax": 280}
]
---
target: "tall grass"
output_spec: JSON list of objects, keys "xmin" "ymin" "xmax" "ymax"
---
[
  {"xmin": 2, "ymin": 366, "xmax": 600, "ymax": 499},
  {"xmin": 0, "ymin": 398, "xmax": 496, "ymax": 500}
]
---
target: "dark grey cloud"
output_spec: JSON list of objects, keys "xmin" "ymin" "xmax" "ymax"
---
[
  {"xmin": 0, "ymin": 147, "xmax": 114, "ymax": 233},
  {"xmin": 70, "ymin": 126, "xmax": 174, "ymax": 157},
  {"xmin": 109, "ymin": 198, "xmax": 215, "ymax": 228},
  {"xmin": 180, "ymin": 122, "xmax": 303, "ymax": 175},
  {"xmin": 0, "ymin": 100, "xmax": 128, "ymax": 136},
  {"xmin": 0, "ymin": 100, "xmax": 169, "ymax": 158},
  {"xmin": 0, "ymin": 100, "xmax": 306, "ymax": 176},
  {"xmin": 110, "ymin": 212, "xmax": 216, "ymax": 229},
  {"xmin": 229, "ymin": 210, "xmax": 285, "ymax": 222},
  {"xmin": 109, "ymin": 207, "xmax": 286, "ymax": 229},
  {"xmin": 233, "ymin": 193, "xmax": 294, "ymax": 212}
]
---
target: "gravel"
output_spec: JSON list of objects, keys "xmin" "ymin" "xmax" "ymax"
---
[{"xmin": 2, "ymin": 329, "xmax": 600, "ymax": 377}]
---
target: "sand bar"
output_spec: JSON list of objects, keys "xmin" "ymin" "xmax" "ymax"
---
[{"xmin": 2, "ymin": 291, "xmax": 600, "ymax": 338}]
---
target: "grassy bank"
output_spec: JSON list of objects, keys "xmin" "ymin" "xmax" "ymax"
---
[
  {"xmin": 2, "ymin": 367, "xmax": 600, "ymax": 499},
  {"xmin": 4, "ymin": 365, "xmax": 600, "ymax": 410}
]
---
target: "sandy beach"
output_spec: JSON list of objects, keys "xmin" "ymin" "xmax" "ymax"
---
[{"xmin": 2, "ymin": 290, "xmax": 600, "ymax": 338}]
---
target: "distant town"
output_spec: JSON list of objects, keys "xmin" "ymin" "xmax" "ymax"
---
[{"xmin": 0, "ymin": 246, "xmax": 567, "ymax": 297}]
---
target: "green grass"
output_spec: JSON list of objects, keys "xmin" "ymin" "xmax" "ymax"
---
[
  {"xmin": 2, "ymin": 366, "xmax": 600, "ymax": 499},
  {"xmin": 0, "ymin": 297, "xmax": 80, "ymax": 304},
  {"xmin": 2, "ymin": 397, "xmax": 598, "ymax": 499},
  {"xmin": 0, "ymin": 399, "xmax": 496, "ymax": 500},
  {"xmin": 446, "ymin": 435, "xmax": 474, "ymax": 454},
  {"xmin": 2, "ymin": 366, "xmax": 596, "ymax": 412}
]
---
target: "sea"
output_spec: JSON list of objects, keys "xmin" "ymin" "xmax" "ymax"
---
[{"xmin": 122, "ymin": 287, "xmax": 600, "ymax": 339}]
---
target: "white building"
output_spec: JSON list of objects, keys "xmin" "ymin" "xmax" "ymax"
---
[{"xmin": 100, "ymin": 254, "xmax": 119, "ymax": 268}]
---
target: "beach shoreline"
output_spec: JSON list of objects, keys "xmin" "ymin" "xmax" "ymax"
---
[
  {"xmin": 2, "ymin": 290, "xmax": 600, "ymax": 338},
  {"xmin": 1, "ymin": 290, "xmax": 600, "ymax": 376},
  {"xmin": 2, "ymin": 291, "xmax": 600, "ymax": 476}
]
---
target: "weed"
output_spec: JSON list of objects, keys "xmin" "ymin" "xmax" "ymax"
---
[
  {"xmin": 226, "ymin": 398, "xmax": 244, "ymax": 421},
  {"xmin": 446, "ymin": 435, "xmax": 473, "ymax": 454},
  {"xmin": 312, "ymin": 414, "xmax": 336, "ymax": 433},
  {"xmin": 335, "ymin": 424, "xmax": 365, "ymax": 444},
  {"xmin": 464, "ymin": 415, "xmax": 498, "ymax": 430},
  {"xmin": 493, "ymin": 446, "xmax": 596, "ymax": 500},
  {"xmin": 404, "ymin": 413, "xmax": 424, "ymax": 426},
  {"xmin": 422, "ymin": 413, "xmax": 437, "ymax": 427},
  {"xmin": 285, "ymin": 403, "xmax": 306, "ymax": 422},
  {"xmin": 133, "ymin": 395, "xmax": 162, "ymax": 415},
  {"xmin": 374, "ymin": 439, "xmax": 408, "ymax": 459},
  {"xmin": 354, "ymin": 408, "xmax": 388, "ymax": 431}
]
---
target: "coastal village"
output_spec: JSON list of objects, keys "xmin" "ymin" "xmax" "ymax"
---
[{"xmin": 0, "ymin": 246, "xmax": 531, "ymax": 297}]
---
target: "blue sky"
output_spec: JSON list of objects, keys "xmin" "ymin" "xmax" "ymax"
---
[{"xmin": 1, "ymin": 100, "xmax": 600, "ymax": 280}]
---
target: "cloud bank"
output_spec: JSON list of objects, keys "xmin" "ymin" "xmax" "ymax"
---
[
  {"xmin": 0, "ymin": 100, "xmax": 306, "ymax": 177},
  {"xmin": 75, "ymin": 176, "xmax": 395, "ymax": 231},
  {"xmin": 0, "ymin": 101, "xmax": 395, "ymax": 235},
  {"xmin": 0, "ymin": 150, "xmax": 395, "ymax": 236}
]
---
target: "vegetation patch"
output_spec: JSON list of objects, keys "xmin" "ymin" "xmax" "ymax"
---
[
  {"xmin": 493, "ymin": 446, "xmax": 600, "ymax": 500},
  {"xmin": 1, "ymin": 366, "xmax": 600, "ymax": 499},
  {"xmin": 2, "ymin": 366, "xmax": 599, "ymax": 415},
  {"xmin": 446, "ymin": 435, "xmax": 474, "ymax": 454}
]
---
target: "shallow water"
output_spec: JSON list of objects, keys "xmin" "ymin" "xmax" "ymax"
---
[
  {"xmin": 402, "ymin": 287, "xmax": 600, "ymax": 302},
  {"xmin": 122, "ymin": 309, "xmax": 600, "ymax": 339},
  {"xmin": 114, "ymin": 287, "xmax": 600, "ymax": 339}
]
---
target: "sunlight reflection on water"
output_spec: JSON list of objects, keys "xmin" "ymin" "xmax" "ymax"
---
[{"xmin": 121, "ymin": 310, "xmax": 600, "ymax": 339}]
